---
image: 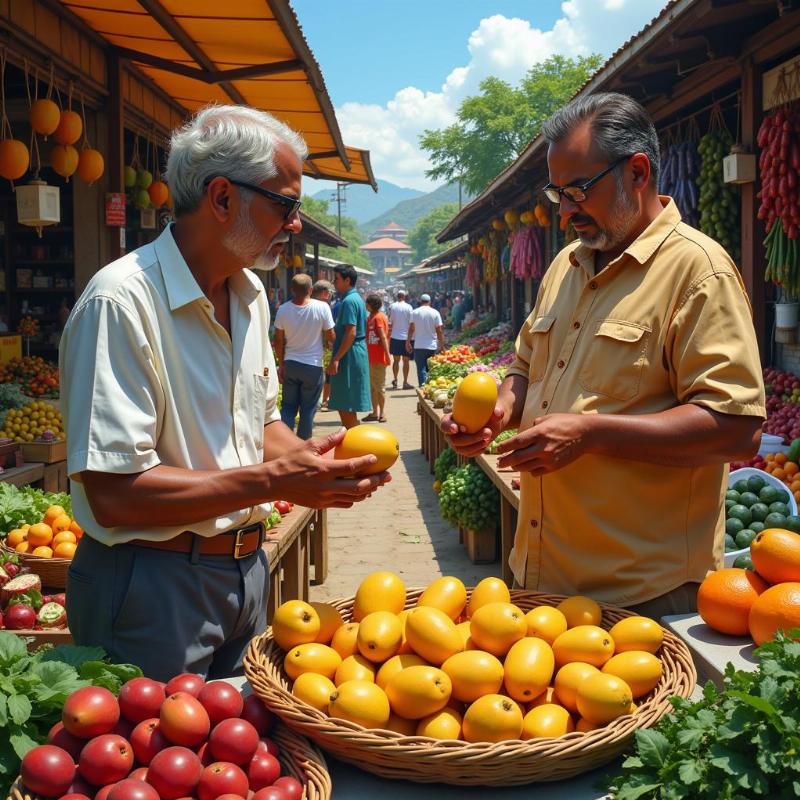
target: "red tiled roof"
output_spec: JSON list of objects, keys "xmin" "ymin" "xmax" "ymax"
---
[
  {"xmin": 380, "ymin": 221, "xmax": 404, "ymax": 230},
  {"xmin": 360, "ymin": 237, "xmax": 412, "ymax": 251}
]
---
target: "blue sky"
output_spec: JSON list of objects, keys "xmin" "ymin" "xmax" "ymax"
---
[{"xmin": 292, "ymin": 0, "xmax": 670, "ymax": 193}]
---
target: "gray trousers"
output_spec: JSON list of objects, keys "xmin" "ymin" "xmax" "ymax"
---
[{"xmin": 66, "ymin": 534, "xmax": 269, "ymax": 681}]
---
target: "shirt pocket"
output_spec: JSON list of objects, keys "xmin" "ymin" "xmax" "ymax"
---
[
  {"xmin": 529, "ymin": 315, "xmax": 556, "ymax": 383},
  {"xmin": 253, "ymin": 373, "xmax": 270, "ymax": 439},
  {"xmin": 578, "ymin": 319, "xmax": 651, "ymax": 402}
]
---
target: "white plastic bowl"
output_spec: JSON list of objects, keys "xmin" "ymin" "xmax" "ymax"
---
[{"xmin": 724, "ymin": 467, "xmax": 798, "ymax": 567}]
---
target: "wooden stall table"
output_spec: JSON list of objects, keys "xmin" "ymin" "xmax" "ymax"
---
[
  {"xmin": 416, "ymin": 390, "xmax": 447, "ymax": 473},
  {"xmin": 475, "ymin": 453, "xmax": 519, "ymax": 585},
  {"xmin": 0, "ymin": 462, "xmax": 45, "ymax": 487}
]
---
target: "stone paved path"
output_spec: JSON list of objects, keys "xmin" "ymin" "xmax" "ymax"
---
[{"xmin": 309, "ymin": 385, "xmax": 496, "ymax": 601}]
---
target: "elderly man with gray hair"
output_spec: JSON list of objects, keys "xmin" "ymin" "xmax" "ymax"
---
[{"xmin": 59, "ymin": 105, "xmax": 391, "ymax": 680}]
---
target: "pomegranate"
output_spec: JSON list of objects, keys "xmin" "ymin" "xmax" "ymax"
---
[
  {"xmin": 20, "ymin": 744, "xmax": 76, "ymax": 797},
  {"xmin": 146, "ymin": 746, "xmax": 203, "ymax": 799},
  {"xmin": 63, "ymin": 686, "xmax": 121, "ymax": 738},
  {"xmin": 165, "ymin": 673, "xmax": 205, "ymax": 698},
  {"xmin": 47, "ymin": 720, "xmax": 85, "ymax": 760},
  {"xmin": 79, "ymin": 734, "xmax": 134, "ymax": 785},
  {"xmin": 160, "ymin": 692, "xmax": 211, "ymax": 747},
  {"xmin": 252, "ymin": 788, "xmax": 290, "ymax": 800},
  {"xmin": 197, "ymin": 681, "xmax": 244, "ymax": 724},
  {"xmin": 248, "ymin": 751, "xmax": 281, "ymax": 791},
  {"xmin": 273, "ymin": 776, "xmax": 303, "ymax": 800},
  {"xmin": 208, "ymin": 718, "xmax": 259, "ymax": 765},
  {"xmin": 108, "ymin": 777, "xmax": 161, "ymax": 800},
  {"xmin": 5, "ymin": 604, "xmax": 35, "ymax": 629},
  {"xmin": 131, "ymin": 718, "xmax": 170, "ymax": 765},
  {"xmin": 257, "ymin": 737, "xmax": 280, "ymax": 758},
  {"xmin": 241, "ymin": 695, "xmax": 273, "ymax": 735},
  {"xmin": 120, "ymin": 678, "xmax": 166, "ymax": 723},
  {"xmin": 197, "ymin": 762, "xmax": 249, "ymax": 800}
]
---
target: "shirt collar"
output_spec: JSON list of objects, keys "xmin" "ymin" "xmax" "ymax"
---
[
  {"xmin": 155, "ymin": 223, "xmax": 263, "ymax": 311},
  {"xmin": 568, "ymin": 196, "xmax": 681, "ymax": 272}
]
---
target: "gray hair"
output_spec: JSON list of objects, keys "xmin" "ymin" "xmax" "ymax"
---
[
  {"xmin": 166, "ymin": 104, "xmax": 308, "ymax": 216},
  {"xmin": 541, "ymin": 92, "xmax": 659, "ymax": 186},
  {"xmin": 312, "ymin": 279, "xmax": 333, "ymax": 297}
]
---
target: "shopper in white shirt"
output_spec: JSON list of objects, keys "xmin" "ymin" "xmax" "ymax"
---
[
  {"xmin": 273, "ymin": 273, "xmax": 335, "ymax": 438},
  {"xmin": 406, "ymin": 293, "xmax": 444, "ymax": 387},
  {"xmin": 388, "ymin": 289, "xmax": 413, "ymax": 389}
]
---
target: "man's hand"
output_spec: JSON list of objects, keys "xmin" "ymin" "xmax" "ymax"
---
[
  {"xmin": 265, "ymin": 428, "xmax": 391, "ymax": 509},
  {"xmin": 277, "ymin": 366, "xmax": 283, "ymax": 384},
  {"xmin": 327, "ymin": 359, "xmax": 339, "ymax": 376},
  {"xmin": 495, "ymin": 413, "xmax": 591, "ymax": 475},
  {"xmin": 441, "ymin": 405, "xmax": 505, "ymax": 458},
  {"xmin": 405, "ymin": 342, "xmax": 413, "ymax": 354}
]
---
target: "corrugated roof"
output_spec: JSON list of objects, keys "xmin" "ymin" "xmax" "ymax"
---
[
  {"xmin": 298, "ymin": 212, "xmax": 347, "ymax": 248},
  {"xmin": 360, "ymin": 237, "xmax": 411, "ymax": 251}
]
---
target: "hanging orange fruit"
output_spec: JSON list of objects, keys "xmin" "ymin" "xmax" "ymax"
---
[
  {"xmin": 30, "ymin": 99, "xmax": 61, "ymax": 137},
  {"xmin": 0, "ymin": 139, "xmax": 29, "ymax": 180},
  {"xmin": 51, "ymin": 144, "xmax": 79, "ymax": 180},
  {"xmin": 54, "ymin": 110, "xmax": 82, "ymax": 145},
  {"xmin": 147, "ymin": 180, "xmax": 169, "ymax": 208},
  {"xmin": 76, "ymin": 147, "xmax": 104, "ymax": 184}
]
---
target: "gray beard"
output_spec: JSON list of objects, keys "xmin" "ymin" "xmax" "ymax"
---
[
  {"xmin": 223, "ymin": 203, "xmax": 286, "ymax": 271},
  {"xmin": 576, "ymin": 187, "xmax": 639, "ymax": 252}
]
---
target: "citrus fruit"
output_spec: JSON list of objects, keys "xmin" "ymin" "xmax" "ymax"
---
[
  {"xmin": 329, "ymin": 680, "xmax": 390, "ymax": 729},
  {"xmin": 27, "ymin": 523, "xmax": 53, "ymax": 548},
  {"xmin": 557, "ymin": 595, "xmax": 602, "ymax": 627},
  {"xmin": 748, "ymin": 582, "xmax": 800, "ymax": 645},
  {"xmin": 310, "ymin": 602, "xmax": 344, "ymax": 644},
  {"xmin": 521, "ymin": 704, "xmax": 575, "ymax": 739},
  {"xmin": 417, "ymin": 576, "xmax": 467, "ymax": 620},
  {"xmin": 441, "ymin": 650, "xmax": 504, "ymax": 703},
  {"xmin": 53, "ymin": 531, "xmax": 77, "ymax": 547},
  {"xmin": 451, "ymin": 372, "xmax": 498, "ymax": 434},
  {"xmin": 416, "ymin": 707, "xmax": 462, "ymax": 739},
  {"xmin": 404, "ymin": 606, "xmax": 464, "ymax": 665},
  {"xmin": 385, "ymin": 713, "xmax": 417, "ymax": 735},
  {"xmin": 357, "ymin": 611, "xmax": 402, "ymax": 663},
  {"xmin": 385, "ymin": 665, "xmax": 452, "ymax": 720},
  {"xmin": 352, "ymin": 571, "xmax": 406, "ymax": 621},
  {"xmin": 524, "ymin": 606, "xmax": 568, "ymax": 644},
  {"xmin": 51, "ymin": 514, "xmax": 72, "ymax": 534},
  {"xmin": 553, "ymin": 662, "xmax": 600, "ymax": 714},
  {"xmin": 69, "ymin": 520, "xmax": 84, "ymax": 539},
  {"xmin": 375, "ymin": 654, "xmax": 428, "ymax": 690},
  {"xmin": 334, "ymin": 424, "xmax": 399, "ymax": 476},
  {"xmin": 15, "ymin": 541, "xmax": 29, "ymax": 554},
  {"xmin": 468, "ymin": 602, "xmax": 527, "ymax": 657},
  {"xmin": 53, "ymin": 542, "xmax": 77, "ymax": 559},
  {"xmin": 271, "ymin": 600, "xmax": 321, "ymax": 650},
  {"xmin": 607, "ymin": 616, "xmax": 664, "ymax": 654},
  {"xmin": 462, "ymin": 694, "xmax": 523, "ymax": 742},
  {"xmin": 552, "ymin": 625, "xmax": 615, "ymax": 668},
  {"xmin": 575, "ymin": 717, "xmax": 600, "ymax": 733},
  {"xmin": 466, "ymin": 576, "xmax": 511, "ymax": 618},
  {"xmin": 31, "ymin": 545, "xmax": 53, "ymax": 558},
  {"xmin": 5, "ymin": 529, "xmax": 26, "ymax": 547},
  {"xmin": 576, "ymin": 673, "xmax": 633, "ymax": 725},
  {"xmin": 750, "ymin": 528, "xmax": 800, "ymax": 583},
  {"xmin": 283, "ymin": 643, "xmax": 341, "ymax": 681},
  {"xmin": 697, "ymin": 567, "xmax": 768, "ymax": 636},
  {"xmin": 455, "ymin": 620, "xmax": 473, "ymax": 647},
  {"xmin": 503, "ymin": 637, "xmax": 555, "ymax": 702},
  {"xmin": 43, "ymin": 505, "xmax": 65, "ymax": 527},
  {"xmin": 330, "ymin": 622, "xmax": 359, "ymax": 659},
  {"xmin": 601, "ymin": 651, "xmax": 662, "ymax": 698},
  {"xmin": 396, "ymin": 609, "xmax": 414, "ymax": 654},
  {"xmin": 334, "ymin": 654, "xmax": 376, "ymax": 686},
  {"xmin": 291, "ymin": 673, "xmax": 336, "ymax": 712}
]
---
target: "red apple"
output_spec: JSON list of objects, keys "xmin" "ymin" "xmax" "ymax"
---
[
  {"xmin": 252, "ymin": 788, "xmax": 290, "ymax": 800},
  {"xmin": 96, "ymin": 783, "xmax": 119, "ymax": 800},
  {"xmin": 241, "ymin": 695, "xmax": 273, "ymax": 735},
  {"xmin": 108, "ymin": 778, "xmax": 160, "ymax": 800},
  {"xmin": 197, "ymin": 762, "xmax": 248, "ymax": 800},
  {"xmin": 248, "ymin": 752, "xmax": 281, "ymax": 791},
  {"xmin": 208, "ymin": 718, "xmax": 259, "ymax": 765},
  {"xmin": 79, "ymin": 734, "xmax": 134, "ymax": 785},
  {"xmin": 63, "ymin": 687, "xmax": 121, "ymax": 738},
  {"xmin": 257, "ymin": 738, "xmax": 280, "ymax": 758},
  {"xmin": 160, "ymin": 692, "xmax": 211, "ymax": 747},
  {"xmin": 146, "ymin": 747, "xmax": 203, "ymax": 800},
  {"xmin": 129, "ymin": 767, "xmax": 149, "ymax": 781},
  {"xmin": 130, "ymin": 718, "xmax": 169, "ymax": 765},
  {"xmin": 60, "ymin": 795, "xmax": 91, "ymax": 800},
  {"xmin": 20, "ymin": 745, "xmax": 76, "ymax": 797},
  {"xmin": 165, "ymin": 673, "xmax": 205, "ymax": 698},
  {"xmin": 198, "ymin": 681, "xmax": 244, "ymax": 725},
  {"xmin": 197, "ymin": 741, "xmax": 214, "ymax": 766},
  {"xmin": 47, "ymin": 721, "xmax": 85, "ymax": 760},
  {"xmin": 273, "ymin": 776, "xmax": 303, "ymax": 800},
  {"xmin": 120, "ymin": 678, "xmax": 167, "ymax": 723}
]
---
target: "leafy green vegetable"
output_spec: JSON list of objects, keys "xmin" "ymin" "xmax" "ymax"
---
[
  {"xmin": 6, "ymin": 589, "xmax": 42, "ymax": 610},
  {"xmin": 0, "ymin": 484, "xmax": 72, "ymax": 533},
  {"xmin": 434, "ymin": 446, "xmax": 458, "ymax": 484},
  {"xmin": 439, "ymin": 462, "xmax": 499, "ymax": 530},
  {"xmin": 604, "ymin": 629, "xmax": 800, "ymax": 799},
  {"xmin": 266, "ymin": 508, "xmax": 282, "ymax": 529},
  {"xmin": 487, "ymin": 429, "xmax": 517, "ymax": 454}
]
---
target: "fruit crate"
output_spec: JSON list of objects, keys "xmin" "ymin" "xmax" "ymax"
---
[
  {"xmin": 19, "ymin": 439, "xmax": 66, "ymax": 464},
  {"xmin": 0, "ymin": 541, "xmax": 69, "ymax": 588},
  {"xmin": 10, "ymin": 627, "xmax": 72, "ymax": 650}
]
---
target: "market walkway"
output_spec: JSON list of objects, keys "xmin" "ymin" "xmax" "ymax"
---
[{"xmin": 309, "ymin": 386, "xmax": 496, "ymax": 601}]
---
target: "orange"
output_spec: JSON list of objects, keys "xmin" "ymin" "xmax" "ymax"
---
[
  {"xmin": 750, "ymin": 528, "xmax": 800, "ymax": 584},
  {"xmin": 53, "ymin": 541, "xmax": 77, "ymax": 559},
  {"xmin": 748, "ymin": 582, "xmax": 800, "ymax": 646},
  {"xmin": 31, "ymin": 545, "xmax": 53, "ymax": 558},
  {"xmin": 53, "ymin": 531, "xmax": 77, "ymax": 547},
  {"xmin": 785, "ymin": 461, "xmax": 799, "ymax": 476},
  {"xmin": 27, "ymin": 522, "xmax": 53, "ymax": 547},
  {"xmin": 310, "ymin": 602, "xmax": 344, "ymax": 645},
  {"xmin": 773, "ymin": 468, "xmax": 786, "ymax": 481},
  {"xmin": 69, "ymin": 520, "xmax": 84, "ymax": 539},
  {"xmin": 697, "ymin": 568, "xmax": 768, "ymax": 636},
  {"xmin": 5, "ymin": 528, "xmax": 26, "ymax": 547},
  {"xmin": 557, "ymin": 595, "xmax": 602, "ymax": 628},
  {"xmin": 15, "ymin": 541, "xmax": 29, "ymax": 554},
  {"xmin": 43, "ymin": 505, "xmax": 65, "ymax": 526},
  {"xmin": 776, "ymin": 452, "xmax": 788, "ymax": 465},
  {"xmin": 51, "ymin": 514, "xmax": 73, "ymax": 534}
]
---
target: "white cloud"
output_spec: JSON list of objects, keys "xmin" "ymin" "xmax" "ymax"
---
[{"xmin": 326, "ymin": 0, "xmax": 669, "ymax": 193}]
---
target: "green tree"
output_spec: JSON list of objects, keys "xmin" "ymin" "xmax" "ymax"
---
[
  {"xmin": 420, "ymin": 54, "xmax": 603, "ymax": 196},
  {"xmin": 408, "ymin": 203, "xmax": 460, "ymax": 261},
  {"xmin": 300, "ymin": 195, "xmax": 372, "ymax": 269}
]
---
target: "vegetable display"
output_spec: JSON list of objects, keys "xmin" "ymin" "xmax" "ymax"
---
[
  {"xmin": 0, "ymin": 357, "xmax": 59, "ymax": 398},
  {"xmin": 487, "ymin": 429, "xmax": 517, "ymax": 455},
  {"xmin": 0, "ymin": 484, "xmax": 72, "ymax": 533},
  {"xmin": 438, "ymin": 463, "xmax": 499, "ymax": 531},
  {"xmin": 659, "ymin": 140, "xmax": 700, "ymax": 227},
  {"xmin": 509, "ymin": 225, "xmax": 545, "ymax": 279},
  {"xmin": 434, "ymin": 447, "xmax": 458, "ymax": 485}
]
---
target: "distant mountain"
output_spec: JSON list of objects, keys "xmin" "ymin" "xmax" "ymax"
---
[
  {"xmin": 312, "ymin": 179, "xmax": 423, "ymax": 225},
  {"xmin": 360, "ymin": 182, "xmax": 474, "ymax": 237}
]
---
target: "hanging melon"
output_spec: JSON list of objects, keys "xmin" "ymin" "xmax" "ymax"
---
[
  {"xmin": 30, "ymin": 99, "xmax": 60, "ymax": 137},
  {"xmin": 0, "ymin": 139, "xmax": 29, "ymax": 180},
  {"xmin": 147, "ymin": 180, "xmax": 168, "ymax": 208},
  {"xmin": 136, "ymin": 169, "xmax": 152, "ymax": 189},
  {"xmin": 54, "ymin": 110, "xmax": 82, "ymax": 145},
  {"xmin": 76, "ymin": 147, "xmax": 104, "ymax": 184},
  {"xmin": 292, "ymin": 254, "xmax": 304, "ymax": 268},
  {"xmin": 50, "ymin": 144, "xmax": 79, "ymax": 180},
  {"xmin": 504, "ymin": 209, "xmax": 519, "ymax": 226},
  {"xmin": 124, "ymin": 165, "xmax": 137, "ymax": 188},
  {"xmin": 135, "ymin": 188, "xmax": 151, "ymax": 209}
]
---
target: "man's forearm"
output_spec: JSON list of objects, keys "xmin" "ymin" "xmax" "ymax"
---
[
  {"xmin": 262, "ymin": 419, "xmax": 304, "ymax": 461},
  {"xmin": 499, "ymin": 374, "xmax": 529, "ymax": 429},
  {"xmin": 333, "ymin": 328, "xmax": 356, "ymax": 361}
]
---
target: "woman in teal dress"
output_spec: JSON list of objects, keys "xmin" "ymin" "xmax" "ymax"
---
[{"xmin": 327, "ymin": 265, "xmax": 371, "ymax": 428}]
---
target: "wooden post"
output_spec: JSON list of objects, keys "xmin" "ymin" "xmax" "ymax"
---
[
  {"xmin": 311, "ymin": 509, "xmax": 328, "ymax": 585},
  {"xmin": 107, "ymin": 53, "xmax": 125, "ymax": 262},
  {"xmin": 313, "ymin": 242, "xmax": 319, "ymax": 281}
]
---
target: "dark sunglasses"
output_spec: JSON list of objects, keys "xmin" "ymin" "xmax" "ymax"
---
[
  {"xmin": 542, "ymin": 155, "xmax": 631, "ymax": 204},
  {"xmin": 204, "ymin": 176, "xmax": 301, "ymax": 220}
]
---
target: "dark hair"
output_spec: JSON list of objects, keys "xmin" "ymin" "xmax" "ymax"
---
[
  {"xmin": 333, "ymin": 264, "xmax": 357, "ymax": 287},
  {"xmin": 366, "ymin": 293, "xmax": 382, "ymax": 311},
  {"xmin": 541, "ymin": 92, "xmax": 660, "ymax": 185}
]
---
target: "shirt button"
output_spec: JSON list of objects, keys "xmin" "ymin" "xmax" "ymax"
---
[
  {"xmin": 557, "ymin": 360, "xmax": 565, "ymax": 368},
  {"xmin": 238, "ymin": 438, "xmax": 244, "ymax": 447},
  {"xmin": 530, "ymin": 519, "xmax": 539, "ymax": 528},
  {"xmin": 590, "ymin": 281, "xmax": 598, "ymax": 290},
  {"xmin": 542, "ymin": 400, "xmax": 548, "ymax": 409},
  {"xmin": 573, "ymin": 321, "xmax": 580, "ymax": 330}
]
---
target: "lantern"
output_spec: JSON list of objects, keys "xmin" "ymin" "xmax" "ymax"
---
[{"xmin": 16, "ymin": 180, "xmax": 60, "ymax": 235}]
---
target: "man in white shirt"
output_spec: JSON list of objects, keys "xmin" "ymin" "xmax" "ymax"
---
[
  {"xmin": 388, "ymin": 289, "xmax": 413, "ymax": 389},
  {"xmin": 273, "ymin": 273, "xmax": 334, "ymax": 439},
  {"xmin": 406, "ymin": 293, "xmax": 445, "ymax": 387},
  {"xmin": 59, "ymin": 105, "xmax": 390, "ymax": 680}
]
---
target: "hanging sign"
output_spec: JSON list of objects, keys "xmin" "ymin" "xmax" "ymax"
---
[
  {"xmin": 763, "ymin": 54, "xmax": 800, "ymax": 110},
  {"xmin": 105, "ymin": 192, "xmax": 126, "ymax": 227}
]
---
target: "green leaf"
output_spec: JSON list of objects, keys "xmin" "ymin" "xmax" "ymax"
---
[
  {"xmin": 708, "ymin": 743, "xmax": 754, "ymax": 776},
  {"xmin": 7, "ymin": 695, "xmax": 30, "ymax": 726},
  {"xmin": 41, "ymin": 644, "xmax": 106, "ymax": 668},
  {"xmin": 29, "ymin": 660, "xmax": 87, "ymax": 703},
  {"xmin": 616, "ymin": 783, "xmax": 663, "ymax": 800},
  {"xmin": 678, "ymin": 758, "xmax": 704, "ymax": 785},
  {"xmin": 0, "ymin": 634, "xmax": 27, "ymax": 668},
  {"xmin": 636, "ymin": 728, "xmax": 671, "ymax": 769},
  {"xmin": 8, "ymin": 727, "xmax": 38, "ymax": 760}
]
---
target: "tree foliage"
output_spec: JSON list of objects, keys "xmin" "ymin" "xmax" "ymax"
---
[
  {"xmin": 300, "ymin": 195, "xmax": 372, "ymax": 268},
  {"xmin": 419, "ymin": 54, "xmax": 603, "ymax": 196},
  {"xmin": 407, "ymin": 203, "xmax": 460, "ymax": 262}
]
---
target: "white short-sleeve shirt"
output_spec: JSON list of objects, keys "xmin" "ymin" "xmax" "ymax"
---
[
  {"xmin": 274, "ymin": 298, "xmax": 334, "ymax": 367},
  {"xmin": 410, "ymin": 305, "xmax": 442, "ymax": 350},
  {"xmin": 388, "ymin": 301, "xmax": 412, "ymax": 340},
  {"xmin": 59, "ymin": 224, "xmax": 279, "ymax": 545}
]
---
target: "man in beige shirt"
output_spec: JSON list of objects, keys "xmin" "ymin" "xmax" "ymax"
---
[
  {"xmin": 444, "ymin": 93, "xmax": 765, "ymax": 618},
  {"xmin": 60, "ymin": 105, "xmax": 391, "ymax": 679}
]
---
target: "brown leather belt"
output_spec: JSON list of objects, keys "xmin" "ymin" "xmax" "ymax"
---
[{"xmin": 128, "ymin": 522, "xmax": 266, "ymax": 560}]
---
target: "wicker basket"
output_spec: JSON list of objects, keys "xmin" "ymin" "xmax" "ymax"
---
[
  {"xmin": 6, "ymin": 720, "xmax": 332, "ymax": 800},
  {"xmin": 0, "ymin": 541, "xmax": 69, "ymax": 588},
  {"xmin": 245, "ymin": 588, "xmax": 696, "ymax": 786}
]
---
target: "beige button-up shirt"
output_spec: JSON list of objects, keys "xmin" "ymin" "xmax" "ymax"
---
[
  {"xmin": 60, "ymin": 224, "xmax": 279, "ymax": 546},
  {"xmin": 505, "ymin": 198, "xmax": 765, "ymax": 605}
]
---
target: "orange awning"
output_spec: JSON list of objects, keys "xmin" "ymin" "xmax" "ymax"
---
[{"xmin": 58, "ymin": 0, "xmax": 377, "ymax": 189}]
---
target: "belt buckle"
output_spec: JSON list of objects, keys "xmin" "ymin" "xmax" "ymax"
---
[{"xmin": 233, "ymin": 523, "xmax": 265, "ymax": 559}]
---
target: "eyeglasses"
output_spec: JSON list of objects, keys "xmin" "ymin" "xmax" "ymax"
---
[
  {"xmin": 542, "ymin": 155, "xmax": 631, "ymax": 204},
  {"xmin": 204, "ymin": 176, "xmax": 302, "ymax": 220}
]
